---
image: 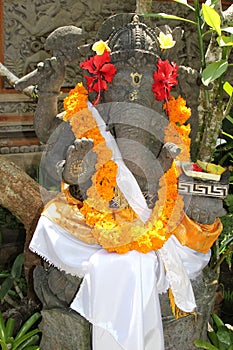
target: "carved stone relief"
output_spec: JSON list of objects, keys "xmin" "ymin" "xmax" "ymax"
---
[
  {"xmin": 1, "ymin": 0, "xmax": 137, "ymax": 158},
  {"xmin": 0, "ymin": 98, "xmax": 36, "ymax": 114},
  {"xmin": 2, "ymin": 0, "xmax": 136, "ymax": 88},
  {"xmin": 151, "ymin": 2, "xmax": 201, "ymax": 70}
]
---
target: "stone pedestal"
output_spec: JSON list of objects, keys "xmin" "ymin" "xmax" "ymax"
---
[
  {"xmin": 34, "ymin": 266, "xmax": 218, "ymax": 350},
  {"xmin": 160, "ymin": 268, "xmax": 218, "ymax": 350},
  {"xmin": 39, "ymin": 309, "xmax": 91, "ymax": 350}
]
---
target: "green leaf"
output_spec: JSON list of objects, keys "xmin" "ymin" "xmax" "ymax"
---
[
  {"xmin": 217, "ymin": 36, "xmax": 233, "ymax": 47},
  {"xmin": 12, "ymin": 329, "xmax": 40, "ymax": 350},
  {"xmin": 144, "ymin": 13, "xmax": 196, "ymax": 25},
  {"xmin": 0, "ymin": 273, "xmax": 11, "ymax": 278},
  {"xmin": 0, "ymin": 339, "xmax": 8, "ymax": 350},
  {"xmin": 207, "ymin": 331, "xmax": 219, "ymax": 347},
  {"xmin": 14, "ymin": 313, "xmax": 41, "ymax": 342},
  {"xmin": 173, "ymin": 0, "xmax": 195, "ymax": 11},
  {"xmin": 17, "ymin": 335, "xmax": 40, "ymax": 350},
  {"xmin": 0, "ymin": 277, "xmax": 14, "ymax": 300},
  {"xmin": 211, "ymin": 313, "xmax": 225, "ymax": 328},
  {"xmin": 223, "ymin": 236, "xmax": 233, "ymax": 246},
  {"xmin": 11, "ymin": 253, "xmax": 24, "ymax": 279},
  {"xmin": 216, "ymin": 326, "xmax": 232, "ymax": 347},
  {"xmin": 0, "ymin": 312, "xmax": 6, "ymax": 342},
  {"xmin": 194, "ymin": 339, "xmax": 218, "ymax": 349},
  {"xmin": 202, "ymin": 4, "xmax": 221, "ymax": 36},
  {"xmin": 5, "ymin": 318, "xmax": 15, "ymax": 340},
  {"xmin": 226, "ymin": 115, "xmax": 233, "ymax": 124},
  {"xmin": 202, "ymin": 60, "xmax": 228, "ymax": 86},
  {"xmin": 223, "ymin": 82, "xmax": 233, "ymax": 97},
  {"xmin": 222, "ymin": 130, "xmax": 233, "ymax": 140}
]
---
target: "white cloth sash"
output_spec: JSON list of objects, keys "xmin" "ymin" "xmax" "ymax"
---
[
  {"xmin": 30, "ymin": 215, "xmax": 210, "ymax": 350},
  {"xmin": 88, "ymin": 102, "xmax": 151, "ymax": 223},
  {"xmin": 71, "ymin": 249, "xmax": 166, "ymax": 350}
]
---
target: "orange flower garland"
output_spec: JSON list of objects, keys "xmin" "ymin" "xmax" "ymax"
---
[
  {"xmin": 165, "ymin": 95, "xmax": 191, "ymax": 125},
  {"xmin": 62, "ymin": 83, "xmax": 192, "ymax": 254},
  {"xmin": 63, "ymin": 83, "xmax": 89, "ymax": 121}
]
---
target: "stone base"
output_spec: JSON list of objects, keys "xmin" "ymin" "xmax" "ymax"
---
[
  {"xmin": 39, "ymin": 308, "xmax": 91, "ymax": 350},
  {"xmin": 35, "ymin": 267, "xmax": 218, "ymax": 350},
  {"xmin": 160, "ymin": 268, "xmax": 218, "ymax": 350}
]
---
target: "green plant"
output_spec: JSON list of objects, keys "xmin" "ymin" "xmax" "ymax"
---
[
  {"xmin": 224, "ymin": 194, "xmax": 233, "ymax": 213},
  {"xmin": 209, "ymin": 213, "xmax": 233, "ymax": 271},
  {"xmin": 0, "ymin": 254, "xmax": 27, "ymax": 307},
  {"xmin": 194, "ymin": 313, "xmax": 233, "ymax": 349},
  {"xmin": 224, "ymin": 290, "xmax": 233, "ymax": 303},
  {"xmin": 0, "ymin": 207, "xmax": 23, "ymax": 230},
  {"xmin": 145, "ymin": 0, "xmax": 233, "ymax": 161},
  {"xmin": 0, "ymin": 311, "xmax": 41, "ymax": 350}
]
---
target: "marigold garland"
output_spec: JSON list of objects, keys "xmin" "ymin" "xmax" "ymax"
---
[
  {"xmin": 164, "ymin": 96, "xmax": 191, "ymax": 163},
  {"xmin": 62, "ymin": 82, "xmax": 191, "ymax": 254},
  {"xmin": 63, "ymin": 83, "xmax": 89, "ymax": 121},
  {"xmin": 165, "ymin": 95, "xmax": 191, "ymax": 125}
]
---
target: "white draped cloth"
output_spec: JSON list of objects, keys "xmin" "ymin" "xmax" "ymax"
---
[{"xmin": 29, "ymin": 103, "xmax": 211, "ymax": 349}]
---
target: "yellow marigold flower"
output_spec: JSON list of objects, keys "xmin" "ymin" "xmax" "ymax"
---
[
  {"xmin": 92, "ymin": 40, "xmax": 111, "ymax": 55},
  {"xmin": 158, "ymin": 32, "xmax": 176, "ymax": 50}
]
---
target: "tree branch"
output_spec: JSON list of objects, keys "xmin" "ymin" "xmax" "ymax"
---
[{"xmin": 0, "ymin": 157, "xmax": 44, "ymax": 291}]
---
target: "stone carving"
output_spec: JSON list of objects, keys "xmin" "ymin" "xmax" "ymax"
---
[
  {"xmin": 2, "ymin": 0, "xmax": 136, "ymax": 87},
  {"xmin": 13, "ymin": 13, "xmax": 228, "ymax": 350},
  {"xmin": 1, "ymin": 1, "xmax": 222, "ymax": 161},
  {"xmin": 0, "ymin": 99, "xmax": 36, "ymax": 114},
  {"xmin": 15, "ymin": 15, "xmax": 202, "ymax": 204},
  {"xmin": 15, "ymin": 12, "xmax": 226, "ymax": 256},
  {"xmin": 178, "ymin": 178, "xmax": 229, "ymax": 199}
]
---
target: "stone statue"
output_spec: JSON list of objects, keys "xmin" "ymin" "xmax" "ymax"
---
[
  {"xmin": 15, "ymin": 14, "xmax": 228, "ymax": 350},
  {"xmin": 15, "ymin": 15, "xmax": 225, "ymax": 223}
]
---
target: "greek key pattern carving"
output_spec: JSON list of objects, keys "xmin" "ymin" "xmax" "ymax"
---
[{"xmin": 178, "ymin": 181, "xmax": 229, "ymax": 199}]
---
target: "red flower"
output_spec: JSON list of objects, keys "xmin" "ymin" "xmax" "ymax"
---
[
  {"xmin": 80, "ymin": 50, "xmax": 117, "ymax": 105},
  {"xmin": 152, "ymin": 59, "xmax": 179, "ymax": 102},
  {"xmin": 191, "ymin": 163, "xmax": 203, "ymax": 172}
]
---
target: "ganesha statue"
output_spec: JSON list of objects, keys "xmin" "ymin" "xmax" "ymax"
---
[{"xmin": 15, "ymin": 14, "xmax": 228, "ymax": 350}]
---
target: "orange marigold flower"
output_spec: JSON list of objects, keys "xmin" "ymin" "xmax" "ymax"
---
[
  {"xmin": 95, "ymin": 160, "xmax": 118, "ymax": 201},
  {"xmin": 82, "ymin": 126, "xmax": 105, "ymax": 146},
  {"xmin": 164, "ymin": 96, "xmax": 191, "ymax": 124},
  {"xmin": 70, "ymin": 109, "xmax": 96, "ymax": 138},
  {"xmin": 63, "ymin": 83, "xmax": 89, "ymax": 120}
]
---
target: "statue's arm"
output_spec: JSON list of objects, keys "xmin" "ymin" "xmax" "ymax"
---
[
  {"xmin": 184, "ymin": 195, "xmax": 226, "ymax": 225},
  {"xmin": 15, "ymin": 56, "xmax": 66, "ymax": 143},
  {"xmin": 14, "ymin": 25, "xmax": 89, "ymax": 143}
]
